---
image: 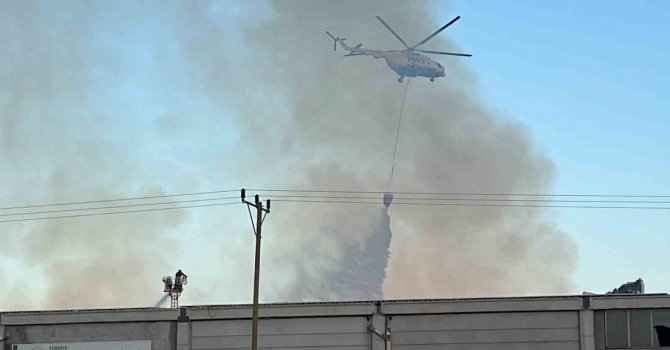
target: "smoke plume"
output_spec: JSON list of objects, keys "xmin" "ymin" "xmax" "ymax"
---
[
  {"xmin": 0, "ymin": 1, "xmax": 183, "ymax": 310},
  {"xmin": 173, "ymin": 0, "xmax": 576, "ymax": 300},
  {"xmin": 0, "ymin": 0, "xmax": 577, "ymax": 310}
]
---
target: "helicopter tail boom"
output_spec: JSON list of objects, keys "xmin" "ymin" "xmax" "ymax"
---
[{"xmin": 326, "ymin": 31, "xmax": 381, "ymax": 58}]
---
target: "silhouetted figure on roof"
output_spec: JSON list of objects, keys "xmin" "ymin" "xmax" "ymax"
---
[
  {"xmin": 176, "ymin": 269, "xmax": 187, "ymax": 279},
  {"xmin": 655, "ymin": 325, "xmax": 670, "ymax": 347}
]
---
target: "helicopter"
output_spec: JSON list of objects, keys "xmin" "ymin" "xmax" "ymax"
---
[{"xmin": 327, "ymin": 16, "xmax": 471, "ymax": 83}]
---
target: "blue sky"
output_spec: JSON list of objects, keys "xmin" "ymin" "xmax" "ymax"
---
[{"xmin": 443, "ymin": 1, "xmax": 670, "ymax": 292}]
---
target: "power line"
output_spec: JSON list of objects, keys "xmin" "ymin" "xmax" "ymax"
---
[
  {"xmin": 0, "ymin": 196, "xmax": 239, "ymax": 218},
  {"xmin": 0, "ymin": 189, "xmax": 238, "ymax": 211},
  {"xmin": 5, "ymin": 188, "xmax": 670, "ymax": 214},
  {"xmin": 258, "ymin": 194, "xmax": 670, "ymax": 204},
  {"xmin": 249, "ymin": 189, "xmax": 670, "ymax": 198},
  {"xmin": 0, "ymin": 202, "xmax": 241, "ymax": 224},
  {"xmin": 3, "ymin": 188, "xmax": 670, "ymax": 224},
  {"xmin": 271, "ymin": 199, "xmax": 670, "ymax": 210},
  {"xmin": 3, "ymin": 191, "xmax": 670, "ymax": 224}
]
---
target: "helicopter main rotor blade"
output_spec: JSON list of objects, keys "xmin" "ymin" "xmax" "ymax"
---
[
  {"xmin": 417, "ymin": 49, "xmax": 472, "ymax": 57},
  {"xmin": 412, "ymin": 16, "xmax": 461, "ymax": 49},
  {"xmin": 375, "ymin": 16, "xmax": 409, "ymax": 48}
]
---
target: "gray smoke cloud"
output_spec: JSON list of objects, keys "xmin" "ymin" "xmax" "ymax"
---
[
  {"xmin": 0, "ymin": 0, "xmax": 577, "ymax": 310},
  {"xmin": 173, "ymin": 0, "xmax": 577, "ymax": 300},
  {"xmin": 0, "ymin": 1, "xmax": 184, "ymax": 310}
]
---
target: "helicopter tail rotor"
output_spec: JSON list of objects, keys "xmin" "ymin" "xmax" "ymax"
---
[
  {"xmin": 326, "ymin": 31, "xmax": 336, "ymax": 51},
  {"xmin": 326, "ymin": 31, "xmax": 345, "ymax": 51}
]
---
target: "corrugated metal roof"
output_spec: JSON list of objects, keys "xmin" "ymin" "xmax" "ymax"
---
[{"xmin": 2, "ymin": 293, "xmax": 666, "ymax": 315}]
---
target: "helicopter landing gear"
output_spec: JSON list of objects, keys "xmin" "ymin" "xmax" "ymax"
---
[
  {"xmin": 430, "ymin": 77, "xmax": 436, "ymax": 82},
  {"xmin": 398, "ymin": 76, "xmax": 404, "ymax": 83}
]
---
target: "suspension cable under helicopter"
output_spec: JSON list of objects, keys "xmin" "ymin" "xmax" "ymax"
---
[{"xmin": 389, "ymin": 78, "xmax": 411, "ymax": 189}]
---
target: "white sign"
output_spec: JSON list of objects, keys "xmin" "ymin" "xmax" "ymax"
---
[{"xmin": 13, "ymin": 341, "xmax": 151, "ymax": 350}]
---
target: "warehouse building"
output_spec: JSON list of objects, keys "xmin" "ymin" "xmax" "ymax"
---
[{"xmin": 1, "ymin": 293, "xmax": 669, "ymax": 350}]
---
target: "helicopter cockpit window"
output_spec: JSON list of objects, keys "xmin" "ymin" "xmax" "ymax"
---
[{"xmin": 437, "ymin": 63, "xmax": 443, "ymax": 68}]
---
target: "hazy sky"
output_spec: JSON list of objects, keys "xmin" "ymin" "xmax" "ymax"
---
[{"xmin": 0, "ymin": 0, "xmax": 668, "ymax": 310}]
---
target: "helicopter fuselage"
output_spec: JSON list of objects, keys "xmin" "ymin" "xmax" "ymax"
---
[
  {"xmin": 338, "ymin": 44, "xmax": 445, "ymax": 81},
  {"xmin": 382, "ymin": 52, "xmax": 445, "ymax": 79}
]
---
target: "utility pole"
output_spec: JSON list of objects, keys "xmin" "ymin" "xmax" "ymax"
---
[{"xmin": 241, "ymin": 189, "xmax": 270, "ymax": 350}]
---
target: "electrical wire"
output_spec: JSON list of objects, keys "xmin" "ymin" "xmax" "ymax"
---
[
  {"xmin": 257, "ymin": 194, "xmax": 670, "ymax": 204},
  {"xmin": 3, "ymin": 187, "xmax": 670, "ymax": 224},
  {"xmin": 248, "ymin": 189, "xmax": 670, "ymax": 198},
  {"xmin": 6, "ymin": 188, "xmax": 669, "ymax": 214},
  {"xmin": 0, "ymin": 202, "xmax": 241, "ymax": 224},
  {"xmin": 271, "ymin": 199, "xmax": 670, "ymax": 210},
  {"xmin": 0, "ymin": 189, "xmax": 238, "ymax": 211},
  {"xmin": 0, "ymin": 196, "xmax": 239, "ymax": 218}
]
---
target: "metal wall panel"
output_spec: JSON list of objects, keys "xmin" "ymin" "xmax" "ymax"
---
[
  {"xmin": 391, "ymin": 343, "xmax": 575, "ymax": 350},
  {"xmin": 191, "ymin": 316, "xmax": 369, "ymax": 350},
  {"xmin": 390, "ymin": 311, "xmax": 579, "ymax": 350},
  {"xmin": 4, "ymin": 322, "xmax": 173, "ymax": 350}
]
